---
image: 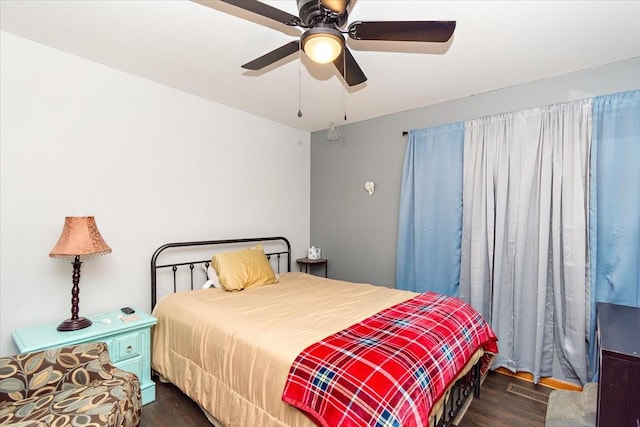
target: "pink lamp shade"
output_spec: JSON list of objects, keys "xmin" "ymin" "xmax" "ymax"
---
[
  {"xmin": 49, "ymin": 216, "xmax": 112, "ymax": 258},
  {"xmin": 50, "ymin": 216, "xmax": 111, "ymax": 331}
]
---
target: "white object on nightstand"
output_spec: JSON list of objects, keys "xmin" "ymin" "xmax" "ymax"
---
[{"xmin": 308, "ymin": 246, "xmax": 322, "ymax": 260}]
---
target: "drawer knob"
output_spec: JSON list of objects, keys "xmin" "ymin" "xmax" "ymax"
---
[{"xmin": 127, "ymin": 345, "xmax": 133, "ymax": 353}]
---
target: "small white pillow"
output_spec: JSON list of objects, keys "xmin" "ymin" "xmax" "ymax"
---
[{"xmin": 202, "ymin": 264, "xmax": 222, "ymax": 289}]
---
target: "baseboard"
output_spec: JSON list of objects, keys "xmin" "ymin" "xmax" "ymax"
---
[{"xmin": 495, "ymin": 367, "xmax": 583, "ymax": 391}]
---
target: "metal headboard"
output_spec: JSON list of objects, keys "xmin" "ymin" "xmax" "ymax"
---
[{"xmin": 150, "ymin": 236, "xmax": 291, "ymax": 308}]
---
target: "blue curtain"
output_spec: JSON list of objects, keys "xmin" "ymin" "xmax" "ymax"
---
[
  {"xmin": 396, "ymin": 123, "xmax": 464, "ymax": 295},
  {"xmin": 588, "ymin": 89, "xmax": 640, "ymax": 379}
]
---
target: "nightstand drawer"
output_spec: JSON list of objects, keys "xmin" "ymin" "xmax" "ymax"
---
[
  {"xmin": 114, "ymin": 333, "xmax": 140, "ymax": 362},
  {"xmin": 115, "ymin": 355, "xmax": 143, "ymax": 379}
]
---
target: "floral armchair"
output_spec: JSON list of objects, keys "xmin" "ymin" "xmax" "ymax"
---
[{"xmin": 0, "ymin": 341, "xmax": 141, "ymax": 426}]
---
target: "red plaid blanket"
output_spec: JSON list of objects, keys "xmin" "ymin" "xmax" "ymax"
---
[{"xmin": 282, "ymin": 292, "xmax": 498, "ymax": 427}]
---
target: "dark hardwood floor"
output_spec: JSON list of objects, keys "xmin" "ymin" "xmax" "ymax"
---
[
  {"xmin": 140, "ymin": 371, "xmax": 551, "ymax": 426},
  {"xmin": 140, "ymin": 381, "xmax": 212, "ymax": 427},
  {"xmin": 456, "ymin": 371, "xmax": 551, "ymax": 427}
]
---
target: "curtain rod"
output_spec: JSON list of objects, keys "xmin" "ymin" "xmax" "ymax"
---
[{"xmin": 402, "ymin": 131, "xmax": 408, "ymax": 136}]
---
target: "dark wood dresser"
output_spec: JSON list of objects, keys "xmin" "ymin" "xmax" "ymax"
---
[{"xmin": 596, "ymin": 302, "xmax": 640, "ymax": 426}]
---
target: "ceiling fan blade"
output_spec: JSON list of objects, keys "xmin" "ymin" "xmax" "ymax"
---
[
  {"xmin": 319, "ymin": 0, "xmax": 351, "ymax": 15},
  {"xmin": 333, "ymin": 47, "xmax": 367, "ymax": 87},
  {"xmin": 347, "ymin": 21, "xmax": 456, "ymax": 42},
  {"xmin": 241, "ymin": 40, "xmax": 300, "ymax": 70},
  {"xmin": 209, "ymin": 0, "xmax": 302, "ymax": 26}
]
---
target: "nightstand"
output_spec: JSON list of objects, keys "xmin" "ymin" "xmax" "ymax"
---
[
  {"xmin": 12, "ymin": 309, "xmax": 157, "ymax": 405},
  {"xmin": 296, "ymin": 257, "xmax": 328, "ymax": 277},
  {"xmin": 596, "ymin": 302, "xmax": 640, "ymax": 426}
]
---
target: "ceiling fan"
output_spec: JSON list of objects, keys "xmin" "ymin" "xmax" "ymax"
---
[{"xmin": 193, "ymin": 0, "xmax": 456, "ymax": 87}]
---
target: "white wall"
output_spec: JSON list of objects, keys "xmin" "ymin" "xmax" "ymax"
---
[{"xmin": 0, "ymin": 32, "xmax": 311, "ymax": 356}]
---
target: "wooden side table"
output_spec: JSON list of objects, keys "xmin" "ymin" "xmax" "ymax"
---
[
  {"xmin": 296, "ymin": 257, "xmax": 328, "ymax": 277},
  {"xmin": 596, "ymin": 302, "xmax": 640, "ymax": 426},
  {"xmin": 13, "ymin": 309, "xmax": 157, "ymax": 405}
]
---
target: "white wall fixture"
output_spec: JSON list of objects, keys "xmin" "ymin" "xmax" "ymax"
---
[
  {"xmin": 365, "ymin": 181, "xmax": 375, "ymax": 196},
  {"xmin": 327, "ymin": 122, "xmax": 339, "ymax": 141}
]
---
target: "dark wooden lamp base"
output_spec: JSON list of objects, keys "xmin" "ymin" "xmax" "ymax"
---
[
  {"xmin": 57, "ymin": 316, "xmax": 92, "ymax": 331},
  {"xmin": 58, "ymin": 255, "xmax": 92, "ymax": 332}
]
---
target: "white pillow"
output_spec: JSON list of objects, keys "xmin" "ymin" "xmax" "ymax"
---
[{"xmin": 202, "ymin": 264, "xmax": 222, "ymax": 289}]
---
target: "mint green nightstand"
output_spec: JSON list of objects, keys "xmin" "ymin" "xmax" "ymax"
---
[{"xmin": 12, "ymin": 309, "xmax": 157, "ymax": 405}]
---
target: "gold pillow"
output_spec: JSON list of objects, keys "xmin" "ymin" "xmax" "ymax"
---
[{"xmin": 212, "ymin": 244, "xmax": 277, "ymax": 291}]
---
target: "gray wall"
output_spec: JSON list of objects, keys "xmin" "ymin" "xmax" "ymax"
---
[{"xmin": 310, "ymin": 57, "xmax": 640, "ymax": 287}]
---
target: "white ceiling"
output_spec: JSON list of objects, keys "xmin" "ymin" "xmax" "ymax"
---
[{"xmin": 2, "ymin": 1, "xmax": 640, "ymax": 132}]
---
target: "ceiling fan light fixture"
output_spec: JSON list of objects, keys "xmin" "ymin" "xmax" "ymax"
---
[
  {"xmin": 213, "ymin": 0, "xmax": 456, "ymax": 87},
  {"xmin": 301, "ymin": 27, "xmax": 344, "ymax": 64}
]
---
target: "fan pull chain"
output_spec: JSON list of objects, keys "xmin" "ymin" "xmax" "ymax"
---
[
  {"xmin": 297, "ymin": 47, "xmax": 303, "ymax": 118},
  {"xmin": 343, "ymin": 51, "xmax": 347, "ymax": 122},
  {"xmin": 343, "ymin": 84, "xmax": 347, "ymax": 121}
]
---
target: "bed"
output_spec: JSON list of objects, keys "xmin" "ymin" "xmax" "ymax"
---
[{"xmin": 150, "ymin": 237, "xmax": 497, "ymax": 427}]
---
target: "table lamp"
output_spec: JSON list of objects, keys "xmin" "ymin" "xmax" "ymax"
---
[{"xmin": 49, "ymin": 216, "xmax": 111, "ymax": 331}]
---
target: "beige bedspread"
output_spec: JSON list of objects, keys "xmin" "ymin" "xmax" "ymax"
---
[{"xmin": 151, "ymin": 272, "xmax": 481, "ymax": 426}]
